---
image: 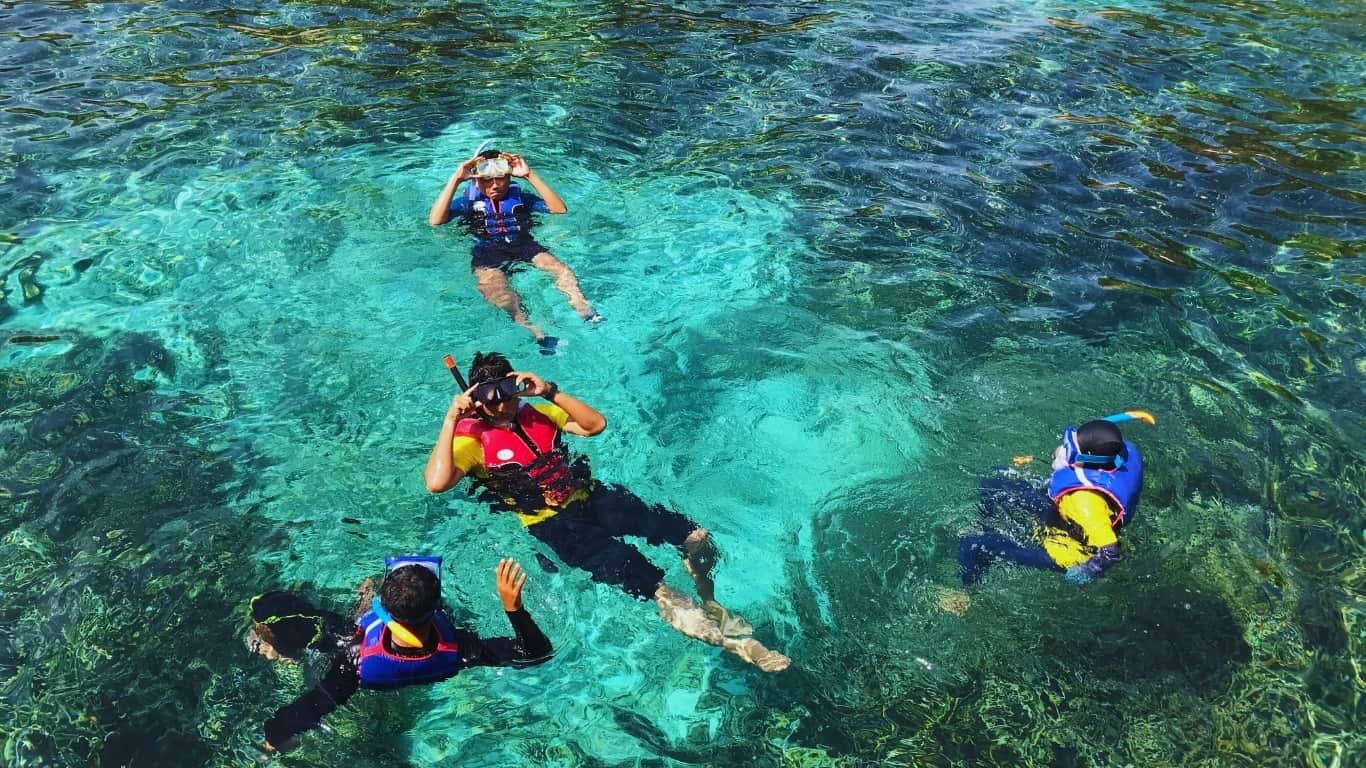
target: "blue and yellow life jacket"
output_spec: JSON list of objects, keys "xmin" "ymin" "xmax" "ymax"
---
[
  {"xmin": 355, "ymin": 609, "xmax": 463, "ymax": 689},
  {"xmin": 463, "ymin": 182, "xmax": 533, "ymax": 240},
  {"xmin": 1047, "ymin": 428, "xmax": 1144, "ymax": 527}
]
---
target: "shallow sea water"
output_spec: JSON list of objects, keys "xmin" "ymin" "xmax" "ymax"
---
[{"xmin": 1, "ymin": 1, "xmax": 1362, "ymax": 766}]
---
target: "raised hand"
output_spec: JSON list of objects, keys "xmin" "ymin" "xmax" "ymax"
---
[
  {"xmin": 455, "ymin": 154, "xmax": 481, "ymax": 181},
  {"xmin": 446, "ymin": 386, "xmax": 478, "ymax": 421},
  {"xmin": 496, "ymin": 558, "xmax": 528, "ymax": 611},
  {"xmin": 505, "ymin": 153, "xmax": 531, "ymax": 177},
  {"xmin": 509, "ymin": 371, "xmax": 550, "ymax": 398}
]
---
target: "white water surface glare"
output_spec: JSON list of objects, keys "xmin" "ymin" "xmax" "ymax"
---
[{"xmin": 2, "ymin": 0, "xmax": 1362, "ymax": 766}]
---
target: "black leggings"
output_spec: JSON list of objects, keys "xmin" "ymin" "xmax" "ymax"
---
[
  {"xmin": 528, "ymin": 483, "xmax": 699, "ymax": 599},
  {"xmin": 956, "ymin": 475, "xmax": 1063, "ymax": 584}
]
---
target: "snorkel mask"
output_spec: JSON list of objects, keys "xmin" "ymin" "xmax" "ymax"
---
[
  {"xmin": 473, "ymin": 156, "xmax": 512, "ymax": 178},
  {"xmin": 372, "ymin": 555, "xmax": 443, "ymax": 646},
  {"xmin": 1059, "ymin": 410, "xmax": 1156, "ymax": 469},
  {"xmin": 472, "ymin": 376, "xmax": 523, "ymax": 408}
]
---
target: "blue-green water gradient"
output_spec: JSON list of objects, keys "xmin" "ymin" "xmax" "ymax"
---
[{"xmin": 2, "ymin": 0, "xmax": 1362, "ymax": 766}]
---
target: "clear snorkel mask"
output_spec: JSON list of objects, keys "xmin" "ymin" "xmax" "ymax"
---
[
  {"xmin": 473, "ymin": 156, "xmax": 512, "ymax": 178},
  {"xmin": 371, "ymin": 555, "xmax": 443, "ymax": 644}
]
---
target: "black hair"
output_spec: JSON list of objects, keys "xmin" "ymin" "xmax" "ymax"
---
[
  {"xmin": 1076, "ymin": 420, "xmax": 1125, "ymax": 467},
  {"xmin": 467, "ymin": 351, "xmax": 513, "ymax": 386},
  {"xmin": 477, "ymin": 148, "xmax": 502, "ymax": 159},
  {"xmin": 380, "ymin": 565, "xmax": 440, "ymax": 623}
]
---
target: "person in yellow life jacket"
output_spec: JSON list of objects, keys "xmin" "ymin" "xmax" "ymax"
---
[
  {"xmin": 424, "ymin": 351, "xmax": 790, "ymax": 672},
  {"xmin": 958, "ymin": 412, "xmax": 1152, "ymax": 586}
]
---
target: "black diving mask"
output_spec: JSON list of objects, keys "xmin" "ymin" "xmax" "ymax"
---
[{"xmin": 472, "ymin": 376, "xmax": 523, "ymax": 406}]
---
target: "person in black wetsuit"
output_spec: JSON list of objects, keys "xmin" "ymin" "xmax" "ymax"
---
[
  {"xmin": 249, "ymin": 557, "xmax": 551, "ymax": 754},
  {"xmin": 423, "ymin": 351, "xmax": 790, "ymax": 672}
]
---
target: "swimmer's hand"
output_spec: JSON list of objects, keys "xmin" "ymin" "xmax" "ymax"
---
[
  {"xmin": 1065, "ymin": 565, "xmax": 1095, "ymax": 585},
  {"xmin": 353, "ymin": 577, "xmax": 376, "ymax": 617},
  {"xmin": 257, "ymin": 737, "xmax": 295, "ymax": 762},
  {"xmin": 509, "ymin": 371, "xmax": 551, "ymax": 398},
  {"xmin": 453, "ymin": 155, "xmax": 480, "ymax": 182},
  {"xmin": 445, "ymin": 388, "xmax": 478, "ymax": 422},
  {"xmin": 505, "ymin": 153, "xmax": 530, "ymax": 178},
  {"xmin": 496, "ymin": 558, "xmax": 528, "ymax": 612}
]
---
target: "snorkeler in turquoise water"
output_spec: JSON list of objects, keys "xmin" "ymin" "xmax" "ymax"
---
[
  {"xmin": 428, "ymin": 149, "xmax": 602, "ymax": 355},
  {"xmin": 424, "ymin": 351, "xmax": 791, "ymax": 672},
  {"xmin": 953, "ymin": 412, "xmax": 1154, "ymax": 592},
  {"xmin": 249, "ymin": 557, "xmax": 551, "ymax": 754}
]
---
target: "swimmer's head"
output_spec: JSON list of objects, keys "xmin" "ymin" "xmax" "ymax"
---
[
  {"xmin": 1069, "ymin": 420, "xmax": 1125, "ymax": 469},
  {"xmin": 473, "ymin": 150, "xmax": 512, "ymax": 199},
  {"xmin": 380, "ymin": 564, "xmax": 440, "ymax": 624},
  {"xmin": 467, "ymin": 352, "xmax": 520, "ymax": 422},
  {"xmin": 468, "ymin": 351, "xmax": 513, "ymax": 386}
]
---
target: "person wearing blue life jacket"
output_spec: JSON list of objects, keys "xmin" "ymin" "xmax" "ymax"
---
[
  {"xmin": 249, "ymin": 557, "xmax": 550, "ymax": 754},
  {"xmin": 428, "ymin": 149, "xmax": 602, "ymax": 355},
  {"xmin": 955, "ymin": 411, "xmax": 1153, "ymax": 589}
]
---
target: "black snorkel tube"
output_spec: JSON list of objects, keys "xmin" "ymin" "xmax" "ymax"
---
[{"xmin": 443, "ymin": 354, "xmax": 470, "ymax": 391}]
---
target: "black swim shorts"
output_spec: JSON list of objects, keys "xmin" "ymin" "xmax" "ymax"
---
[{"xmin": 471, "ymin": 236, "xmax": 548, "ymax": 270}]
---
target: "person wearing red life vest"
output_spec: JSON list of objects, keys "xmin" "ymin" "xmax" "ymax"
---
[{"xmin": 425, "ymin": 351, "xmax": 790, "ymax": 673}]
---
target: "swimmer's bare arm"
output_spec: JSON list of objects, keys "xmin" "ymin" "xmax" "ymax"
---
[
  {"xmin": 428, "ymin": 155, "xmax": 481, "ymax": 226},
  {"xmin": 513, "ymin": 372, "xmax": 606, "ymax": 436},
  {"xmin": 424, "ymin": 390, "xmax": 477, "ymax": 492},
  {"xmin": 507, "ymin": 154, "xmax": 567, "ymax": 214}
]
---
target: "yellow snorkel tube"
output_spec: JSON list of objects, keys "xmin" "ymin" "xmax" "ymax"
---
[{"xmin": 1105, "ymin": 409, "xmax": 1156, "ymax": 426}]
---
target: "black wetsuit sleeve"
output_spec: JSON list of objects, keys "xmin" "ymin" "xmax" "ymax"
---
[
  {"xmin": 263, "ymin": 645, "xmax": 360, "ymax": 750},
  {"xmin": 456, "ymin": 609, "xmax": 553, "ymax": 668}
]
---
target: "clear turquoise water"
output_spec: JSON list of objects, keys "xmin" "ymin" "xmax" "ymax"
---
[{"xmin": 2, "ymin": 1, "xmax": 1362, "ymax": 766}]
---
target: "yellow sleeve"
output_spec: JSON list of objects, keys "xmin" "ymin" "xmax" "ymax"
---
[
  {"xmin": 531, "ymin": 402, "xmax": 570, "ymax": 429},
  {"xmin": 451, "ymin": 435, "xmax": 484, "ymax": 475},
  {"xmin": 1058, "ymin": 491, "xmax": 1119, "ymax": 548}
]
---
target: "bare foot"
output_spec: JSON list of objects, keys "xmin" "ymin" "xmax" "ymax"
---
[
  {"xmin": 702, "ymin": 600, "xmax": 754, "ymax": 638},
  {"xmin": 723, "ymin": 637, "xmax": 791, "ymax": 673},
  {"xmin": 246, "ymin": 624, "xmax": 293, "ymax": 663},
  {"xmin": 655, "ymin": 584, "xmax": 724, "ymax": 645},
  {"xmin": 936, "ymin": 587, "xmax": 972, "ymax": 616}
]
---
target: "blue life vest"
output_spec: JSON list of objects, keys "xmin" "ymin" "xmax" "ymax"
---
[
  {"xmin": 1048, "ymin": 437, "xmax": 1144, "ymax": 526},
  {"xmin": 463, "ymin": 182, "xmax": 533, "ymax": 240},
  {"xmin": 355, "ymin": 609, "xmax": 463, "ymax": 689}
]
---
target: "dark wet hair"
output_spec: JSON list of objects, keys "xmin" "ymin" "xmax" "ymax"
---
[
  {"xmin": 468, "ymin": 351, "xmax": 513, "ymax": 386},
  {"xmin": 477, "ymin": 148, "xmax": 502, "ymax": 159},
  {"xmin": 1076, "ymin": 420, "xmax": 1125, "ymax": 466},
  {"xmin": 380, "ymin": 565, "xmax": 440, "ymax": 623}
]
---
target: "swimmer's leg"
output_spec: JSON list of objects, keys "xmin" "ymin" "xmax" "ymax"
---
[
  {"xmin": 653, "ymin": 583, "xmax": 788, "ymax": 672},
  {"xmin": 530, "ymin": 251, "xmax": 598, "ymax": 320},
  {"xmin": 957, "ymin": 532, "xmax": 1059, "ymax": 585},
  {"xmin": 473, "ymin": 265, "xmax": 545, "ymax": 339},
  {"xmin": 248, "ymin": 592, "xmax": 350, "ymax": 662},
  {"xmin": 681, "ymin": 528, "xmax": 754, "ymax": 638}
]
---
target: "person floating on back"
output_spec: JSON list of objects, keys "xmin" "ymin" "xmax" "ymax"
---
[
  {"xmin": 428, "ymin": 149, "xmax": 602, "ymax": 355},
  {"xmin": 250, "ymin": 556, "xmax": 551, "ymax": 754},
  {"xmin": 424, "ymin": 352, "xmax": 791, "ymax": 672},
  {"xmin": 954, "ymin": 411, "xmax": 1154, "ymax": 591}
]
